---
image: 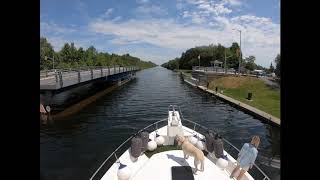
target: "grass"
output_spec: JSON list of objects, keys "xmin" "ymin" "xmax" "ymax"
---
[
  {"xmin": 144, "ymin": 145, "xmax": 181, "ymax": 158},
  {"xmin": 208, "ymin": 76, "xmax": 280, "ymax": 118}
]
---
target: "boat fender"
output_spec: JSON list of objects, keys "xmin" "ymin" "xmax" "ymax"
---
[
  {"xmin": 149, "ymin": 133, "xmax": 155, "ymax": 141},
  {"xmin": 213, "ymin": 134, "xmax": 224, "ymax": 158},
  {"xmin": 188, "ymin": 134, "xmax": 198, "ymax": 145},
  {"xmin": 205, "ymin": 131, "xmax": 215, "ymax": 153},
  {"xmin": 139, "ymin": 131, "xmax": 149, "ymax": 152},
  {"xmin": 147, "ymin": 139, "xmax": 157, "ymax": 151},
  {"xmin": 155, "ymin": 133, "xmax": 165, "ymax": 146},
  {"xmin": 130, "ymin": 136, "xmax": 142, "ymax": 158},
  {"xmin": 196, "ymin": 138, "xmax": 206, "ymax": 150},
  {"xmin": 117, "ymin": 162, "xmax": 131, "ymax": 180},
  {"xmin": 216, "ymin": 158, "xmax": 228, "ymax": 170}
]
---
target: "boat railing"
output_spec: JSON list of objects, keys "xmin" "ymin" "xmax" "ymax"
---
[
  {"xmin": 89, "ymin": 118, "xmax": 168, "ymax": 180},
  {"xmin": 182, "ymin": 118, "xmax": 271, "ymax": 180},
  {"xmin": 89, "ymin": 116, "xmax": 271, "ymax": 180}
]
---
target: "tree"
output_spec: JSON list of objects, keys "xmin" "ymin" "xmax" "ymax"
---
[
  {"xmin": 85, "ymin": 46, "xmax": 98, "ymax": 66},
  {"xmin": 40, "ymin": 37, "xmax": 55, "ymax": 70},
  {"xmin": 59, "ymin": 43, "xmax": 72, "ymax": 63},
  {"xmin": 269, "ymin": 62, "xmax": 275, "ymax": 73},
  {"xmin": 274, "ymin": 54, "xmax": 280, "ymax": 77},
  {"xmin": 228, "ymin": 42, "xmax": 241, "ymax": 69},
  {"xmin": 39, "ymin": 37, "xmax": 156, "ymax": 70},
  {"xmin": 244, "ymin": 56, "xmax": 256, "ymax": 71}
]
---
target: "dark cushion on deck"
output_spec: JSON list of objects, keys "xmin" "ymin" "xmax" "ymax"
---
[{"xmin": 171, "ymin": 166, "xmax": 194, "ymax": 180}]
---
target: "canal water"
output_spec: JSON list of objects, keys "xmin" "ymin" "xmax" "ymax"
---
[{"xmin": 40, "ymin": 66, "xmax": 280, "ymax": 180}]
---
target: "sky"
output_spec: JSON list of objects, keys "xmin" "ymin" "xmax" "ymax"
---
[{"xmin": 40, "ymin": 0, "xmax": 280, "ymax": 67}]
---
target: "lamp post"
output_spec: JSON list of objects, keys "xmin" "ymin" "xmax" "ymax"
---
[{"xmin": 233, "ymin": 29, "xmax": 242, "ymax": 76}]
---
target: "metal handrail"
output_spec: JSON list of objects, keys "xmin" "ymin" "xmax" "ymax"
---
[
  {"xmin": 40, "ymin": 66, "xmax": 139, "ymax": 88},
  {"xmin": 89, "ymin": 116, "xmax": 271, "ymax": 180},
  {"xmin": 40, "ymin": 66, "xmax": 139, "ymax": 76},
  {"xmin": 89, "ymin": 118, "xmax": 168, "ymax": 180}
]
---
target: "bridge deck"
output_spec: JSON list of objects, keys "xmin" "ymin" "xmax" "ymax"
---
[{"xmin": 40, "ymin": 66, "xmax": 138, "ymax": 90}]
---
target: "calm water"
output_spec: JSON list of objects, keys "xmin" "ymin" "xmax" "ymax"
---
[{"xmin": 40, "ymin": 66, "xmax": 280, "ymax": 180}]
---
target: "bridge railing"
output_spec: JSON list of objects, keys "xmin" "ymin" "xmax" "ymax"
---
[{"xmin": 40, "ymin": 66, "xmax": 139, "ymax": 89}]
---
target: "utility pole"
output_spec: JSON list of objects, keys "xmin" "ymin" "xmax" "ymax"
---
[
  {"xmin": 239, "ymin": 30, "xmax": 242, "ymax": 76},
  {"xmin": 224, "ymin": 48, "xmax": 227, "ymax": 74}
]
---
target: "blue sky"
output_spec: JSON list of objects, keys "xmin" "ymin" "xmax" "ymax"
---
[{"xmin": 41, "ymin": 0, "xmax": 280, "ymax": 67}]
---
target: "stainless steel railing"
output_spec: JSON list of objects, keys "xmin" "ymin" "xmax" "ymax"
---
[
  {"xmin": 89, "ymin": 118, "xmax": 168, "ymax": 180},
  {"xmin": 89, "ymin": 116, "xmax": 271, "ymax": 180}
]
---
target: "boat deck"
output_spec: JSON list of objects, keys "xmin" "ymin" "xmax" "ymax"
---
[
  {"xmin": 131, "ymin": 150, "xmax": 233, "ymax": 180},
  {"xmin": 99, "ymin": 125, "xmax": 254, "ymax": 180}
]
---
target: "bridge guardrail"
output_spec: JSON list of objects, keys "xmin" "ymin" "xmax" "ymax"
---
[{"xmin": 40, "ymin": 66, "xmax": 140, "ymax": 89}]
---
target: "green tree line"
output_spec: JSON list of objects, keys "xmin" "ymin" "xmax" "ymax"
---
[
  {"xmin": 161, "ymin": 43, "xmax": 280, "ymax": 76},
  {"xmin": 40, "ymin": 37, "xmax": 157, "ymax": 70}
]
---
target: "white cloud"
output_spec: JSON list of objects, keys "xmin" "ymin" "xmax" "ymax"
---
[
  {"xmin": 136, "ymin": 5, "xmax": 168, "ymax": 15},
  {"xmin": 40, "ymin": 22, "xmax": 77, "ymax": 35},
  {"xmin": 136, "ymin": 0, "xmax": 149, "ymax": 4},
  {"xmin": 112, "ymin": 16, "xmax": 122, "ymax": 22},
  {"xmin": 185, "ymin": 0, "xmax": 232, "ymax": 16},
  {"xmin": 182, "ymin": 11, "xmax": 206, "ymax": 24},
  {"xmin": 89, "ymin": 14, "xmax": 279, "ymax": 66},
  {"xmin": 41, "ymin": 0, "xmax": 279, "ymax": 67},
  {"xmin": 45, "ymin": 36, "xmax": 67, "ymax": 51},
  {"xmin": 104, "ymin": 8, "xmax": 113, "ymax": 16},
  {"xmin": 222, "ymin": 0, "xmax": 242, "ymax": 6},
  {"xmin": 176, "ymin": 3, "xmax": 183, "ymax": 10}
]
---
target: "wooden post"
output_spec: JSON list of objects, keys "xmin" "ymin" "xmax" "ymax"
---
[
  {"xmin": 91, "ymin": 69, "xmax": 93, "ymax": 79},
  {"xmin": 108, "ymin": 67, "xmax": 110, "ymax": 75},
  {"xmin": 101, "ymin": 67, "xmax": 103, "ymax": 77}
]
